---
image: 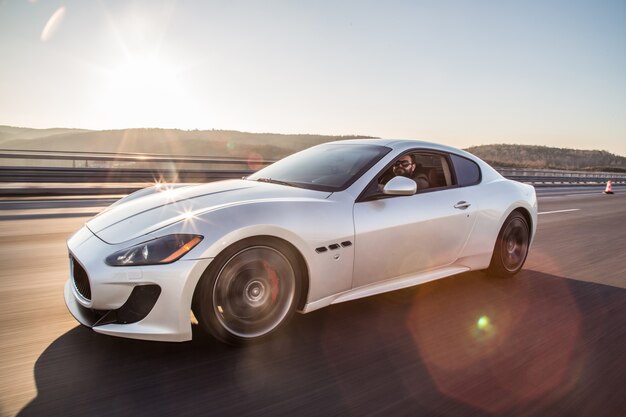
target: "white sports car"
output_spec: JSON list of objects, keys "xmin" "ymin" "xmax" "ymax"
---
[{"xmin": 65, "ymin": 139, "xmax": 537, "ymax": 344}]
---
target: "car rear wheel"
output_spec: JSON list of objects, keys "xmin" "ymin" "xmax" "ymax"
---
[
  {"xmin": 488, "ymin": 211, "xmax": 530, "ymax": 277},
  {"xmin": 193, "ymin": 238, "xmax": 300, "ymax": 344}
]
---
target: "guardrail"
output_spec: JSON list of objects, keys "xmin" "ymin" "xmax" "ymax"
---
[
  {"xmin": 497, "ymin": 167, "xmax": 626, "ymax": 185},
  {"xmin": 0, "ymin": 166, "xmax": 254, "ymax": 183},
  {"xmin": 0, "ymin": 149, "xmax": 275, "ymax": 170},
  {"xmin": 1, "ymin": 149, "xmax": 625, "ymax": 196}
]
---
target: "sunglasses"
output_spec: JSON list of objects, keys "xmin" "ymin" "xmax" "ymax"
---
[{"xmin": 394, "ymin": 160, "xmax": 413, "ymax": 168}]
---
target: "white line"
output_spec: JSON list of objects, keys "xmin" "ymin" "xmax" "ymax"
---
[{"xmin": 538, "ymin": 209, "xmax": 581, "ymax": 215}]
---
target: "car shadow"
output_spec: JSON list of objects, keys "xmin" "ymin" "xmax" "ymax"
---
[{"xmin": 18, "ymin": 270, "xmax": 626, "ymax": 417}]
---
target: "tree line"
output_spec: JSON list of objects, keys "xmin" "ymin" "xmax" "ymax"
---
[{"xmin": 466, "ymin": 144, "xmax": 626, "ymax": 172}]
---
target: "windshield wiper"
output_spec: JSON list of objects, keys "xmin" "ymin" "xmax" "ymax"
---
[{"xmin": 254, "ymin": 177, "xmax": 298, "ymax": 188}]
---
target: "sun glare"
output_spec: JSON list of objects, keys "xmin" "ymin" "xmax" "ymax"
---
[
  {"xmin": 109, "ymin": 57, "xmax": 176, "ymax": 90},
  {"xmin": 99, "ymin": 56, "xmax": 184, "ymax": 127}
]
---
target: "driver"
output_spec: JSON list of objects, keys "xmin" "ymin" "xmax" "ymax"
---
[
  {"xmin": 392, "ymin": 154, "xmax": 416, "ymax": 178},
  {"xmin": 389, "ymin": 154, "xmax": 429, "ymax": 190}
]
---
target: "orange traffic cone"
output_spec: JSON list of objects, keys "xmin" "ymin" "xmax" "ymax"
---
[{"xmin": 604, "ymin": 180, "xmax": 614, "ymax": 194}]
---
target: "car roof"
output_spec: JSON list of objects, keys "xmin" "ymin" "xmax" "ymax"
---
[{"xmin": 329, "ymin": 138, "xmax": 472, "ymax": 157}]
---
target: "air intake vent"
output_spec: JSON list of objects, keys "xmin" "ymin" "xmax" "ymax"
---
[{"xmin": 71, "ymin": 255, "xmax": 91, "ymax": 301}]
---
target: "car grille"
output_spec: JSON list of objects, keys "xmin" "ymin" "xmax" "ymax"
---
[{"xmin": 71, "ymin": 255, "xmax": 91, "ymax": 301}]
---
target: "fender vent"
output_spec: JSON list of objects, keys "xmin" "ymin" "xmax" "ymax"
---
[{"xmin": 316, "ymin": 241, "xmax": 353, "ymax": 254}]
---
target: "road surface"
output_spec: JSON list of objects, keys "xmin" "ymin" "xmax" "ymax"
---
[{"xmin": 0, "ymin": 189, "xmax": 624, "ymax": 417}]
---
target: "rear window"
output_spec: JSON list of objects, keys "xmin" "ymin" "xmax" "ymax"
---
[{"xmin": 451, "ymin": 154, "xmax": 481, "ymax": 186}]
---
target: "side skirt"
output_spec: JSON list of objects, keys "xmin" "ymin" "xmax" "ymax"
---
[{"xmin": 299, "ymin": 265, "xmax": 470, "ymax": 314}]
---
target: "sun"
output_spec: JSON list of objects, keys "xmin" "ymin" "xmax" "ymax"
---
[
  {"xmin": 99, "ymin": 56, "xmax": 184, "ymax": 128},
  {"xmin": 109, "ymin": 57, "xmax": 177, "ymax": 91}
]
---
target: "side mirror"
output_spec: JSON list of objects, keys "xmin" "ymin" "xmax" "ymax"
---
[{"xmin": 383, "ymin": 176, "xmax": 417, "ymax": 196}]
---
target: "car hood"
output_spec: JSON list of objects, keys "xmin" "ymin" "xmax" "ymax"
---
[{"xmin": 87, "ymin": 180, "xmax": 331, "ymax": 244}]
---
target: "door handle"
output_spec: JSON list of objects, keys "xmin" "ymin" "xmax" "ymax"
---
[{"xmin": 454, "ymin": 201, "xmax": 471, "ymax": 210}]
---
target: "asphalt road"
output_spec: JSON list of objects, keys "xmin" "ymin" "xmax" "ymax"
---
[{"xmin": 0, "ymin": 190, "xmax": 625, "ymax": 417}]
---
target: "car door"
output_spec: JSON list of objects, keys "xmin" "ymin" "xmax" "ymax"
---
[{"xmin": 352, "ymin": 153, "xmax": 478, "ymax": 289}]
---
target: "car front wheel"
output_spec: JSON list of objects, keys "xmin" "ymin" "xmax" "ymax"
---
[
  {"xmin": 488, "ymin": 211, "xmax": 530, "ymax": 277},
  {"xmin": 193, "ymin": 238, "xmax": 300, "ymax": 344}
]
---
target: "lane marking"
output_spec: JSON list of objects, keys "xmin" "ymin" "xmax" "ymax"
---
[{"xmin": 538, "ymin": 209, "xmax": 581, "ymax": 215}]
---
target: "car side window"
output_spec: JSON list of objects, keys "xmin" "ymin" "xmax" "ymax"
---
[
  {"xmin": 450, "ymin": 154, "xmax": 481, "ymax": 186},
  {"xmin": 411, "ymin": 153, "xmax": 454, "ymax": 190},
  {"xmin": 370, "ymin": 152, "xmax": 454, "ymax": 198}
]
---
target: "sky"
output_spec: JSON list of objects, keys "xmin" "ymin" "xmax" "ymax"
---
[{"xmin": 0, "ymin": 0, "xmax": 625, "ymax": 155}]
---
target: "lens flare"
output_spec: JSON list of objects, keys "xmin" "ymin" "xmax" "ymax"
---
[
  {"xmin": 477, "ymin": 315, "xmax": 490, "ymax": 330},
  {"xmin": 405, "ymin": 272, "xmax": 582, "ymax": 414},
  {"xmin": 247, "ymin": 151, "xmax": 264, "ymax": 171},
  {"xmin": 41, "ymin": 6, "xmax": 66, "ymax": 42},
  {"xmin": 472, "ymin": 314, "xmax": 496, "ymax": 343}
]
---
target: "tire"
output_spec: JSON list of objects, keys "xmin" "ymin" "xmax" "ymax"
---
[
  {"xmin": 193, "ymin": 237, "xmax": 301, "ymax": 344},
  {"xmin": 488, "ymin": 211, "xmax": 530, "ymax": 277}
]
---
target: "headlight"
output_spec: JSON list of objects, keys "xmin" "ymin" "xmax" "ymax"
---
[{"xmin": 105, "ymin": 234, "xmax": 203, "ymax": 266}]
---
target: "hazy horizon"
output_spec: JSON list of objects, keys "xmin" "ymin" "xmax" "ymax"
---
[
  {"xmin": 4, "ymin": 124, "xmax": 626, "ymax": 160},
  {"xmin": 1, "ymin": 1, "xmax": 625, "ymax": 156}
]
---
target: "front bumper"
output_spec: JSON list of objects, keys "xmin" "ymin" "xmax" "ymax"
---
[{"xmin": 65, "ymin": 226, "xmax": 212, "ymax": 342}]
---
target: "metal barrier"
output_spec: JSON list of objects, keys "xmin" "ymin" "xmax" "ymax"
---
[
  {"xmin": 1, "ymin": 149, "xmax": 624, "ymax": 195},
  {"xmin": 0, "ymin": 166, "xmax": 254, "ymax": 183},
  {"xmin": 0, "ymin": 149, "xmax": 275, "ymax": 170},
  {"xmin": 497, "ymin": 167, "xmax": 626, "ymax": 185}
]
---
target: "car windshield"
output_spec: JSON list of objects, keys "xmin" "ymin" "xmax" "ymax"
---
[{"xmin": 247, "ymin": 143, "xmax": 391, "ymax": 192}]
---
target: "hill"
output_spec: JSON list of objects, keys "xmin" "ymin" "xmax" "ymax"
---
[
  {"xmin": 0, "ymin": 125, "xmax": 90, "ymax": 144},
  {"xmin": 466, "ymin": 144, "xmax": 626, "ymax": 172},
  {"xmin": 2, "ymin": 127, "xmax": 624, "ymax": 172},
  {"xmin": 0, "ymin": 127, "xmax": 374, "ymax": 160}
]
